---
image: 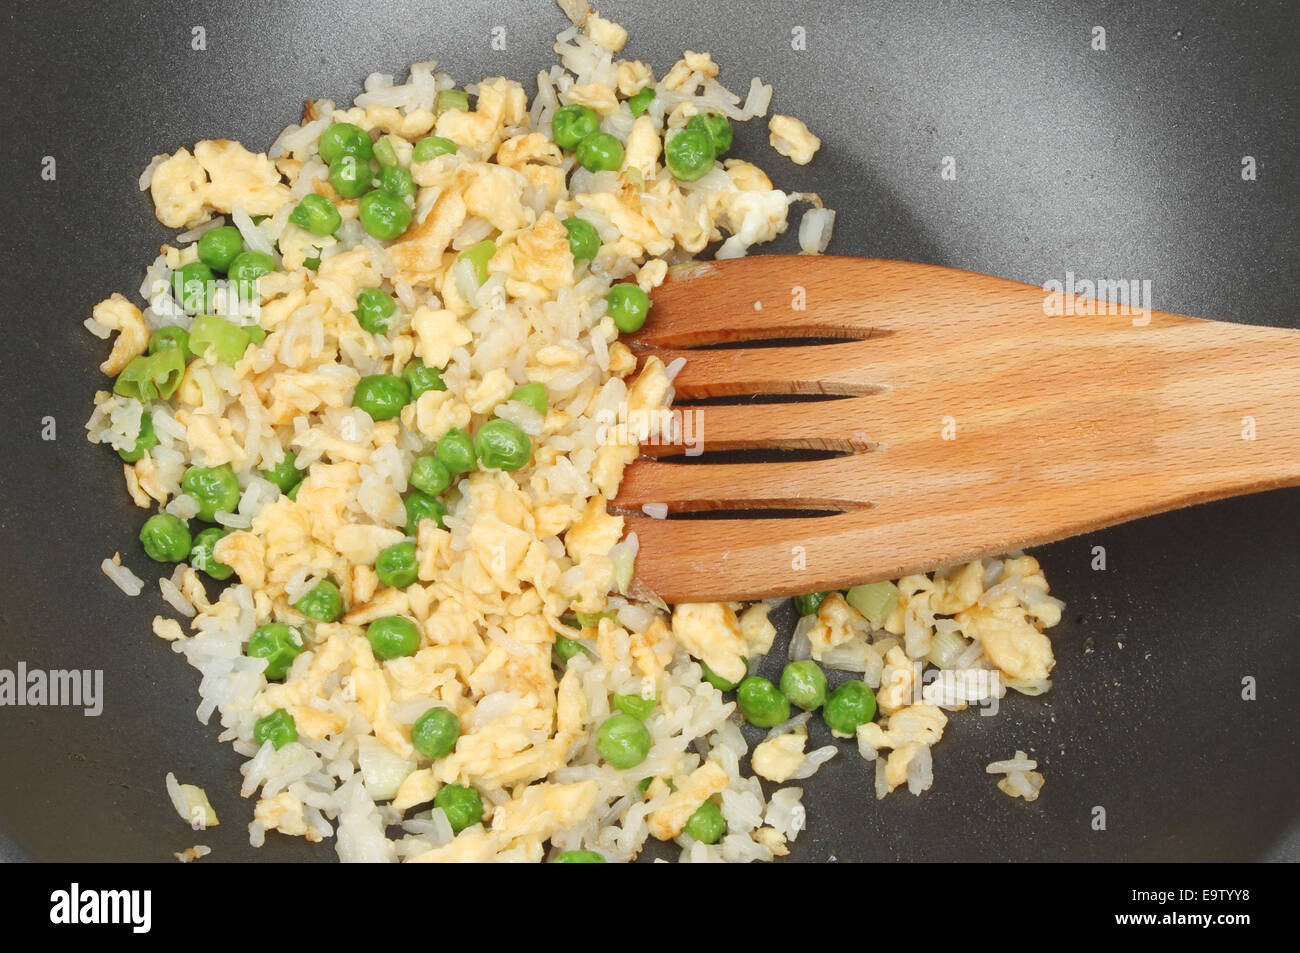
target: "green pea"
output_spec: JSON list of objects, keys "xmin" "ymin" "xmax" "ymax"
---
[
  {"xmin": 553, "ymin": 850, "xmax": 606, "ymax": 863},
  {"xmin": 318, "ymin": 122, "xmax": 373, "ymax": 164},
  {"xmin": 181, "ymin": 464, "xmax": 240, "ymax": 522},
  {"xmin": 699, "ymin": 658, "xmax": 746, "ymax": 692},
  {"xmin": 352, "ymin": 374, "xmax": 411, "ymax": 421},
  {"xmin": 474, "ymin": 419, "xmax": 531, "ymax": 471},
  {"xmin": 190, "ymin": 526, "xmax": 234, "ymax": 581},
  {"xmin": 410, "ymin": 706, "xmax": 460, "ymax": 759},
  {"xmin": 627, "ymin": 87, "xmax": 655, "ymax": 117},
  {"xmin": 551, "ymin": 103, "xmax": 600, "ymax": 150},
  {"xmin": 113, "ymin": 350, "xmax": 185, "ymax": 402},
  {"xmin": 354, "ymin": 287, "xmax": 398, "ymax": 334},
  {"xmin": 375, "ymin": 541, "xmax": 418, "ymax": 589},
  {"xmin": 376, "ymin": 165, "xmax": 416, "ymax": 202},
  {"xmin": 554, "ymin": 635, "xmax": 585, "ymax": 663},
  {"xmin": 368, "ymin": 617, "xmax": 420, "ymax": 664},
  {"xmin": 358, "ymin": 189, "xmax": 412, "ymax": 240},
  {"xmin": 412, "ymin": 135, "xmax": 458, "ymax": 161},
  {"xmin": 372, "ymin": 136, "xmax": 399, "ymax": 168},
  {"xmin": 435, "ymin": 89, "xmax": 470, "ymax": 115},
  {"xmin": 294, "ymin": 579, "xmax": 343, "ymax": 622},
  {"xmin": 196, "ymin": 225, "xmax": 245, "ymax": 272},
  {"xmin": 253, "ymin": 708, "xmax": 298, "ymax": 749},
  {"xmin": 435, "ymin": 783, "xmax": 483, "ymax": 833},
  {"xmin": 508, "ymin": 382, "xmax": 547, "ymax": 415},
  {"xmin": 188, "ymin": 314, "xmax": 251, "ymax": 366},
  {"xmin": 612, "ymin": 693, "xmax": 656, "ymax": 720},
  {"xmin": 139, "ymin": 513, "xmax": 192, "ymax": 563},
  {"xmin": 575, "ymin": 132, "xmax": 624, "ymax": 172},
  {"xmin": 595, "ymin": 712, "xmax": 652, "ymax": 769},
  {"xmin": 118, "ymin": 411, "xmax": 158, "ymax": 463},
  {"xmin": 260, "ymin": 450, "xmax": 302, "ymax": 493},
  {"xmin": 779, "ymin": 660, "xmax": 829, "ymax": 711},
  {"xmin": 246, "ymin": 623, "xmax": 303, "ymax": 680},
  {"xmin": 286, "ymin": 481, "xmax": 302, "ymax": 502},
  {"xmin": 822, "ymin": 681, "xmax": 877, "ymax": 735},
  {"xmin": 288, "ymin": 193, "xmax": 342, "ymax": 236},
  {"xmin": 687, "ymin": 113, "xmax": 733, "ymax": 158},
  {"xmin": 329, "ymin": 155, "xmax": 372, "ymax": 199},
  {"xmin": 605, "ymin": 283, "xmax": 651, "ymax": 334},
  {"xmin": 403, "ymin": 491, "xmax": 447, "ymax": 536},
  {"xmin": 562, "ymin": 217, "xmax": 600, "ymax": 263},
  {"xmin": 684, "ymin": 799, "xmax": 725, "ymax": 844},
  {"xmin": 459, "ymin": 239, "xmax": 496, "ymax": 285},
  {"xmin": 172, "ymin": 262, "xmax": 215, "ymax": 314},
  {"xmin": 148, "ymin": 325, "xmax": 191, "ymax": 361},
  {"xmin": 226, "ymin": 250, "xmax": 277, "ymax": 303},
  {"xmin": 402, "ymin": 358, "xmax": 446, "ymax": 399},
  {"xmin": 736, "ymin": 676, "xmax": 790, "ymax": 728},
  {"xmin": 664, "ymin": 127, "xmax": 715, "ymax": 182},
  {"xmin": 435, "ymin": 428, "xmax": 477, "ymax": 474},
  {"xmin": 409, "ymin": 455, "xmax": 452, "ymax": 496},
  {"xmin": 794, "ymin": 591, "xmax": 830, "ymax": 617}
]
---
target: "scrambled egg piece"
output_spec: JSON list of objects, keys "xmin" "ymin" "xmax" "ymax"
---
[
  {"xmin": 585, "ymin": 11, "xmax": 628, "ymax": 51},
  {"xmin": 493, "ymin": 212, "xmax": 573, "ymax": 297},
  {"xmin": 662, "ymin": 51, "xmax": 720, "ymax": 90},
  {"xmin": 959, "ymin": 604, "xmax": 1055, "ymax": 683},
  {"xmin": 857, "ymin": 704, "xmax": 947, "ymax": 760},
  {"xmin": 489, "ymin": 780, "xmax": 601, "ymax": 843},
  {"xmin": 435, "ymin": 77, "xmax": 528, "ymax": 155},
  {"xmin": 648, "ymin": 762, "xmax": 729, "ymax": 840},
  {"xmin": 93, "ymin": 294, "xmax": 148, "ymax": 376},
  {"xmin": 193, "ymin": 139, "xmax": 291, "ymax": 216},
  {"xmin": 462, "ymin": 163, "xmax": 532, "ymax": 232},
  {"xmin": 768, "ymin": 115, "xmax": 822, "ymax": 165},
  {"xmin": 932, "ymin": 560, "xmax": 986, "ymax": 615},
  {"xmin": 879, "ymin": 741, "xmax": 930, "ymax": 797},
  {"xmin": 411, "ymin": 306, "xmax": 472, "ymax": 369},
  {"xmin": 496, "ymin": 132, "xmax": 562, "ymax": 169},
  {"xmin": 876, "ymin": 645, "xmax": 917, "ymax": 716},
  {"xmin": 717, "ymin": 189, "xmax": 790, "ymax": 259},
  {"xmin": 564, "ymin": 496, "xmax": 624, "ymax": 564},
  {"xmin": 615, "ymin": 60, "xmax": 653, "ymax": 96},
  {"xmin": 255, "ymin": 792, "xmax": 322, "ymax": 842},
  {"xmin": 152, "ymin": 616, "xmax": 185, "ymax": 641},
  {"xmin": 671, "ymin": 603, "xmax": 747, "ymax": 686},
  {"xmin": 212, "ymin": 532, "xmax": 267, "ymax": 590},
  {"xmin": 752, "ymin": 731, "xmax": 806, "ymax": 783},
  {"xmin": 563, "ymin": 83, "xmax": 620, "ymax": 117},
  {"xmin": 806, "ymin": 593, "xmax": 863, "ymax": 660},
  {"xmin": 390, "ymin": 189, "xmax": 467, "ymax": 286},
  {"xmin": 738, "ymin": 603, "xmax": 777, "ymax": 656},
  {"xmin": 623, "ymin": 116, "xmax": 662, "ymax": 180},
  {"xmin": 149, "ymin": 148, "xmax": 208, "ymax": 228}
]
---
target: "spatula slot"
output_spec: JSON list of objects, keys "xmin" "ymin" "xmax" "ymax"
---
[
  {"xmin": 646, "ymin": 447, "xmax": 851, "ymax": 465},
  {"xmin": 671, "ymin": 393, "xmax": 854, "ymax": 407},
  {"xmin": 688, "ymin": 335, "xmax": 875, "ymax": 350},
  {"xmin": 642, "ymin": 338, "xmax": 893, "ymax": 398},
  {"xmin": 630, "ymin": 507, "xmax": 857, "ymax": 520}
]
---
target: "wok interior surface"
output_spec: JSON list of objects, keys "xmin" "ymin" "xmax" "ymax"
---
[{"xmin": 0, "ymin": 0, "xmax": 1295, "ymax": 861}]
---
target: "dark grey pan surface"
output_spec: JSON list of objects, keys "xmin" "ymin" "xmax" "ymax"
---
[{"xmin": 0, "ymin": 0, "xmax": 1296, "ymax": 862}]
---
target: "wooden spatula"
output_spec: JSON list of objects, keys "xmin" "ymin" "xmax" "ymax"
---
[{"xmin": 612, "ymin": 256, "xmax": 1300, "ymax": 603}]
